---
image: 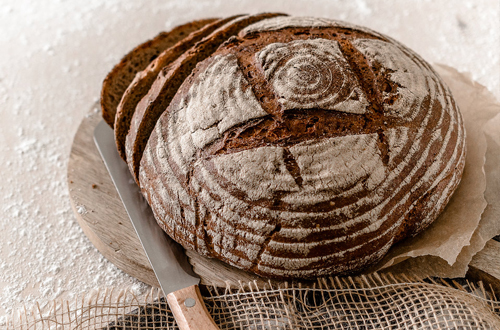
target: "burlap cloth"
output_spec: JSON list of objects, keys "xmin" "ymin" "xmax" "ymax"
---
[
  {"xmin": 6, "ymin": 273, "xmax": 500, "ymax": 329},
  {"xmin": 6, "ymin": 66, "xmax": 500, "ymax": 329}
]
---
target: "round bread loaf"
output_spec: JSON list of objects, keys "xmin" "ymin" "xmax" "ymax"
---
[{"xmin": 137, "ymin": 16, "xmax": 466, "ymax": 279}]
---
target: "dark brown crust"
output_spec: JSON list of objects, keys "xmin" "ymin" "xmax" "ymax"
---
[
  {"xmin": 199, "ymin": 28, "xmax": 399, "ymax": 163},
  {"xmin": 100, "ymin": 18, "xmax": 217, "ymax": 128},
  {"xmin": 126, "ymin": 13, "xmax": 288, "ymax": 183},
  {"xmin": 201, "ymin": 110, "xmax": 404, "ymax": 157},
  {"xmin": 113, "ymin": 16, "xmax": 241, "ymax": 160},
  {"xmin": 138, "ymin": 20, "xmax": 466, "ymax": 279}
]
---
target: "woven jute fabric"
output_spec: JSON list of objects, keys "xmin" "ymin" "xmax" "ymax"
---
[{"xmin": 6, "ymin": 274, "xmax": 500, "ymax": 329}]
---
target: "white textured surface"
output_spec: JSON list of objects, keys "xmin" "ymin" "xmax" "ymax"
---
[{"xmin": 0, "ymin": 0, "xmax": 498, "ymax": 321}]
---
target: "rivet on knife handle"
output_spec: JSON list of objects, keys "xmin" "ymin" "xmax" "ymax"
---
[{"xmin": 167, "ymin": 285, "xmax": 219, "ymax": 330}]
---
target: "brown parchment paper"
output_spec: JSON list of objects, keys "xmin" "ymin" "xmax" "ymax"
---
[{"xmin": 371, "ymin": 64, "xmax": 500, "ymax": 278}]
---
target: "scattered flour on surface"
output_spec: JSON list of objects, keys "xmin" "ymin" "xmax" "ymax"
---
[{"xmin": 0, "ymin": 0, "xmax": 498, "ymax": 323}]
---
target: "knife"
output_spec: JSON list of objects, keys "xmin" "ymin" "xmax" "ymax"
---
[{"xmin": 94, "ymin": 120, "xmax": 219, "ymax": 330}]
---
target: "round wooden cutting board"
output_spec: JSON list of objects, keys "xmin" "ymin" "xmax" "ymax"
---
[{"xmin": 68, "ymin": 106, "xmax": 500, "ymax": 291}]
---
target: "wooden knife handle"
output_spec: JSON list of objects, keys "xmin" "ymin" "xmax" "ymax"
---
[{"xmin": 167, "ymin": 284, "xmax": 220, "ymax": 330}]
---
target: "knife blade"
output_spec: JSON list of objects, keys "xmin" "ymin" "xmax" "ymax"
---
[{"xmin": 94, "ymin": 120, "xmax": 219, "ymax": 330}]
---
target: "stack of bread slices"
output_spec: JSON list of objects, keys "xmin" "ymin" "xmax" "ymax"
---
[
  {"xmin": 101, "ymin": 14, "xmax": 466, "ymax": 279},
  {"xmin": 102, "ymin": 14, "xmax": 285, "ymax": 180}
]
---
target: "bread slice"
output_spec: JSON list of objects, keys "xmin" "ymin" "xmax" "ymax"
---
[
  {"xmin": 100, "ymin": 18, "xmax": 217, "ymax": 128},
  {"xmin": 114, "ymin": 16, "xmax": 241, "ymax": 160},
  {"xmin": 125, "ymin": 13, "xmax": 287, "ymax": 183}
]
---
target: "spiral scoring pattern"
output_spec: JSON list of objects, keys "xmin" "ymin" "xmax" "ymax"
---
[
  {"xmin": 139, "ymin": 17, "xmax": 466, "ymax": 278},
  {"xmin": 258, "ymin": 39, "xmax": 369, "ymax": 114}
]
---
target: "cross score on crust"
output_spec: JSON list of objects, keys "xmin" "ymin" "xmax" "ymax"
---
[{"xmin": 139, "ymin": 17, "xmax": 465, "ymax": 279}]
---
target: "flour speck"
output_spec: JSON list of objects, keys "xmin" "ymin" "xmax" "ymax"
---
[{"xmin": 76, "ymin": 205, "xmax": 87, "ymax": 214}]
